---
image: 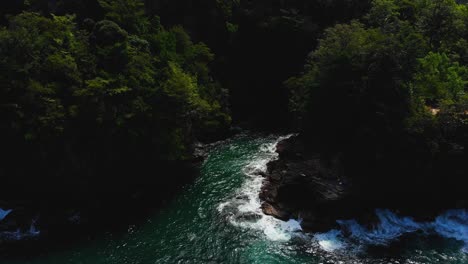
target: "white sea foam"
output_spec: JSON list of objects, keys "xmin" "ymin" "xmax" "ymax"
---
[
  {"xmin": 314, "ymin": 209, "xmax": 468, "ymax": 253},
  {"xmin": 337, "ymin": 209, "xmax": 425, "ymax": 246},
  {"xmin": 433, "ymin": 209, "xmax": 468, "ymax": 252},
  {"xmin": 281, "ymin": 219, "xmax": 303, "ymax": 232},
  {"xmin": 315, "ymin": 229, "xmax": 345, "ymax": 252},
  {"xmin": 217, "ymin": 201, "xmax": 230, "ymax": 212},
  {"xmin": 219, "ymin": 135, "xmax": 302, "ymax": 242},
  {"xmin": 220, "ymin": 135, "xmax": 468, "ymax": 253}
]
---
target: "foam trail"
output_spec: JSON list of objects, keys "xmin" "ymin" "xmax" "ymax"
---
[
  {"xmin": 281, "ymin": 219, "xmax": 303, "ymax": 232},
  {"xmin": 0, "ymin": 208, "xmax": 12, "ymax": 221},
  {"xmin": 221, "ymin": 136, "xmax": 467, "ymax": 251},
  {"xmin": 314, "ymin": 229, "xmax": 345, "ymax": 252},
  {"xmin": 433, "ymin": 209, "xmax": 468, "ymax": 252},
  {"xmin": 337, "ymin": 209, "xmax": 425, "ymax": 246},
  {"xmin": 219, "ymin": 135, "xmax": 302, "ymax": 241},
  {"xmin": 315, "ymin": 209, "xmax": 468, "ymax": 253}
]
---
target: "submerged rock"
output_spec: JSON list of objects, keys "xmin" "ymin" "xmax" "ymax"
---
[{"xmin": 234, "ymin": 212, "xmax": 262, "ymax": 222}]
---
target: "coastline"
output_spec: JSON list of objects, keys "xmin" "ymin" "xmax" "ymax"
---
[{"xmin": 259, "ymin": 135, "xmax": 468, "ymax": 232}]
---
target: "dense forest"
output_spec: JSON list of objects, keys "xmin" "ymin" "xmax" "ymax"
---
[
  {"xmin": 286, "ymin": 0, "xmax": 467, "ymax": 207},
  {"xmin": 0, "ymin": 0, "xmax": 374, "ymax": 200},
  {"xmin": 0, "ymin": 0, "xmax": 232, "ymax": 201},
  {"xmin": 0, "ymin": 0, "xmax": 466, "ymax": 260}
]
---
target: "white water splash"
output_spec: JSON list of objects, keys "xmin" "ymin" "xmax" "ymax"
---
[
  {"xmin": 0, "ymin": 208, "xmax": 12, "ymax": 221},
  {"xmin": 338, "ymin": 209, "xmax": 425, "ymax": 246},
  {"xmin": 433, "ymin": 210, "xmax": 468, "ymax": 252},
  {"xmin": 315, "ymin": 209, "xmax": 468, "ymax": 253},
  {"xmin": 219, "ymin": 135, "xmax": 302, "ymax": 242},
  {"xmin": 315, "ymin": 229, "xmax": 345, "ymax": 252},
  {"xmin": 219, "ymin": 135, "xmax": 468, "ymax": 254}
]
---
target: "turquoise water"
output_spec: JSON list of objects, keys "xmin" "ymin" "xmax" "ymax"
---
[{"xmin": 2, "ymin": 134, "xmax": 467, "ymax": 263}]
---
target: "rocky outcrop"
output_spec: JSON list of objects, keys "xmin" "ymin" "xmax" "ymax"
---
[
  {"xmin": 260, "ymin": 136, "xmax": 354, "ymax": 232},
  {"xmin": 260, "ymin": 135, "xmax": 468, "ymax": 232}
]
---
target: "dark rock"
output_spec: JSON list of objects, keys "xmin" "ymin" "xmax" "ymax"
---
[
  {"xmin": 261, "ymin": 202, "xmax": 291, "ymax": 221},
  {"xmin": 259, "ymin": 182, "xmax": 279, "ymax": 204},
  {"xmin": 235, "ymin": 195, "xmax": 249, "ymax": 200},
  {"xmin": 235, "ymin": 212, "xmax": 262, "ymax": 222},
  {"xmin": 259, "ymin": 134, "xmax": 468, "ymax": 232}
]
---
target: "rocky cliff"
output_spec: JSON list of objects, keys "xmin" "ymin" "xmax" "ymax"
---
[{"xmin": 260, "ymin": 135, "xmax": 467, "ymax": 232}]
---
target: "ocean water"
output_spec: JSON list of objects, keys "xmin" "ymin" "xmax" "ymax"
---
[{"xmin": 1, "ymin": 134, "xmax": 467, "ymax": 264}]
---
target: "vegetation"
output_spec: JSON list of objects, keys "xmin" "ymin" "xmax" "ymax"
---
[
  {"xmin": 286, "ymin": 0, "xmax": 467, "ymax": 198},
  {"xmin": 0, "ymin": 0, "xmax": 466, "ymax": 209},
  {"xmin": 142, "ymin": 0, "xmax": 372, "ymax": 128},
  {"xmin": 0, "ymin": 0, "xmax": 230, "ymax": 198}
]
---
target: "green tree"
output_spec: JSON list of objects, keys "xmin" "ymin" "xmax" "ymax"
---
[
  {"xmin": 0, "ymin": 5, "xmax": 231, "ymax": 197},
  {"xmin": 412, "ymin": 52, "xmax": 467, "ymax": 104},
  {"xmin": 98, "ymin": 0, "xmax": 149, "ymax": 34}
]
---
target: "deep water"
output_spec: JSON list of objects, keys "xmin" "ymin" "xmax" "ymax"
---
[{"xmin": 1, "ymin": 134, "xmax": 467, "ymax": 264}]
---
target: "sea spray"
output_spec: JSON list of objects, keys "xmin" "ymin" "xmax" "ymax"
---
[
  {"xmin": 315, "ymin": 209, "xmax": 468, "ymax": 253},
  {"xmin": 217, "ymin": 134, "xmax": 467, "ymax": 261},
  {"xmin": 337, "ymin": 209, "xmax": 424, "ymax": 246},
  {"xmin": 314, "ymin": 229, "xmax": 345, "ymax": 252},
  {"xmin": 0, "ymin": 134, "xmax": 464, "ymax": 263},
  {"xmin": 218, "ymin": 134, "xmax": 303, "ymax": 241},
  {"xmin": 433, "ymin": 209, "xmax": 468, "ymax": 252}
]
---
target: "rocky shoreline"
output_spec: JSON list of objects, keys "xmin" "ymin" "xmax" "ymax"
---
[
  {"xmin": 260, "ymin": 135, "xmax": 356, "ymax": 232},
  {"xmin": 260, "ymin": 135, "xmax": 468, "ymax": 232}
]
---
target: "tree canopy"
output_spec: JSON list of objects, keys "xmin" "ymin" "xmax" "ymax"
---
[
  {"xmin": 288, "ymin": 0, "xmax": 467, "ymax": 144},
  {"xmin": 0, "ymin": 0, "xmax": 230, "ymax": 197},
  {"xmin": 286, "ymin": 0, "xmax": 467, "ymax": 197}
]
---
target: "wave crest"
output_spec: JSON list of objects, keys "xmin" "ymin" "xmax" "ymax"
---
[
  {"xmin": 218, "ymin": 135, "xmax": 301, "ymax": 241},
  {"xmin": 315, "ymin": 209, "xmax": 468, "ymax": 252}
]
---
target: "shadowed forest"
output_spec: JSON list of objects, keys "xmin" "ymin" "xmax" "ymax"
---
[{"xmin": 0, "ymin": 0, "xmax": 466, "ymax": 262}]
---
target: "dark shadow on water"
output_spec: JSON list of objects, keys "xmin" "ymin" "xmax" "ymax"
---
[
  {"xmin": 365, "ymin": 233, "xmax": 465, "ymax": 259},
  {"xmin": 0, "ymin": 165, "xmax": 200, "ymax": 261}
]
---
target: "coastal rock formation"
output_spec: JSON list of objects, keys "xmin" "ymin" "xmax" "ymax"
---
[{"xmin": 260, "ymin": 135, "xmax": 467, "ymax": 232}]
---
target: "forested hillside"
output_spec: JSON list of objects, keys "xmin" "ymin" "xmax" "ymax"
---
[
  {"xmin": 1, "ymin": 0, "xmax": 373, "ymax": 129},
  {"xmin": 285, "ymin": 0, "xmax": 467, "ymax": 202},
  {"xmin": 254, "ymin": 1, "xmax": 467, "ymax": 232},
  {"xmin": 0, "ymin": 0, "xmax": 231, "ymax": 199},
  {"xmin": 0, "ymin": 1, "xmax": 466, "ymax": 256},
  {"xmin": 0, "ymin": 0, "xmax": 374, "ymax": 199}
]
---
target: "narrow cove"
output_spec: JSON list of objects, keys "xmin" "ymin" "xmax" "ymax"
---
[{"xmin": 1, "ymin": 134, "xmax": 466, "ymax": 264}]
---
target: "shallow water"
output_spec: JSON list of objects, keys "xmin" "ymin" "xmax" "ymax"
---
[{"xmin": 1, "ymin": 134, "xmax": 467, "ymax": 263}]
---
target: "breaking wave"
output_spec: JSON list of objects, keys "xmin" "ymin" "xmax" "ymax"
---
[
  {"xmin": 217, "ymin": 134, "xmax": 302, "ymax": 241},
  {"xmin": 315, "ymin": 209, "xmax": 468, "ymax": 253},
  {"xmin": 218, "ymin": 134, "xmax": 467, "ymax": 258}
]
